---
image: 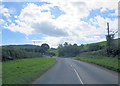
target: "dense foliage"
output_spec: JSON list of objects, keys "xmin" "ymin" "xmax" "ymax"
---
[
  {"xmin": 2, "ymin": 43, "xmax": 50, "ymax": 61},
  {"xmin": 106, "ymin": 34, "xmax": 119, "ymax": 57},
  {"xmin": 58, "ymin": 38, "xmax": 120, "ymax": 58},
  {"xmin": 58, "ymin": 42, "xmax": 80, "ymax": 57}
]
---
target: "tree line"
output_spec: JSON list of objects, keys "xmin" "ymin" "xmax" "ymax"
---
[
  {"xmin": 58, "ymin": 23, "xmax": 119, "ymax": 58},
  {"xmin": 57, "ymin": 38, "xmax": 120, "ymax": 58},
  {"xmin": 2, "ymin": 43, "xmax": 54, "ymax": 61}
]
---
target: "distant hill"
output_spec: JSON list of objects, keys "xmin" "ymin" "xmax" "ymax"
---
[{"xmin": 2, "ymin": 44, "xmax": 41, "ymax": 49}]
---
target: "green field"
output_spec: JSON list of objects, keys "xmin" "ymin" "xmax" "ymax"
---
[
  {"xmin": 74, "ymin": 57, "xmax": 119, "ymax": 71},
  {"xmin": 2, "ymin": 57, "xmax": 57, "ymax": 84},
  {"xmin": 83, "ymin": 38, "xmax": 120, "ymax": 50},
  {"xmin": 90, "ymin": 38, "xmax": 119, "ymax": 46}
]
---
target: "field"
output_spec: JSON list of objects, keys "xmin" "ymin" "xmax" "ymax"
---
[
  {"xmin": 89, "ymin": 38, "xmax": 119, "ymax": 46},
  {"xmin": 74, "ymin": 57, "xmax": 119, "ymax": 71},
  {"xmin": 2, "ymin": 57, "xmax": 57, "ymax": 84},
  {"xmin": 83, "ymin": 38, "xmax": 120, "ymax": 50}
]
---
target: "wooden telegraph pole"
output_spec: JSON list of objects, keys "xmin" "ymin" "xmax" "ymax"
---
[
  {"xmin": 33, "ymin": 41, "xmax": 35, "ymax": 45},
  {"xmin": 107, "ymin": 22, "xmax": 109, "ymax": 35},
  {"xmin": 106, "ymin": 22, "xmax": 111, "ymax": 56}
]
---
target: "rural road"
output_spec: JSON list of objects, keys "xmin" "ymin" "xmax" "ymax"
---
[{"xmin": 32, "ymin": 57, "xmax": 118, "ymax": 84}]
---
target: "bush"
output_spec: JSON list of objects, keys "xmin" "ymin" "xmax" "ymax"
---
[
  {"xmin": 88, "ymin": 44, "xmax": 103, "ymax": 51},
  {"xmin": 2, "ymin": 46, "xmax": 42, "ymax": 61}
]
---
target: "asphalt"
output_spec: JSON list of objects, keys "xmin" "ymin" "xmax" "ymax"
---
[{"xmin": 32, "ymin": 57, "xmax": 118, "ymax": 84}]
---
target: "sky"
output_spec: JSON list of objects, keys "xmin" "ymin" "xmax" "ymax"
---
[{"xmin": 0, "ymin": 0, "xmax": 119, "ymax": 48}]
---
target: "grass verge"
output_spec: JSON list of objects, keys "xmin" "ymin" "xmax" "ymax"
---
[
  {"xmin": 73, "ymin": 57, "xmax": 119, "ymax": 72},
  {"xmin": 0, "ymin": 62, "xmax": 2, "ymax": 85},
  {"xmin": 2, "ymin": 57, "xmax": 57, "ymax": 84}
]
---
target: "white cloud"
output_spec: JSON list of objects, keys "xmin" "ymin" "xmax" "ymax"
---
[
  {"xmin": 7, "ymin": 19, "xmax": 11, "ymax": 23},
  {"xmin": 84, "ymin": 36, "xmax": 101, "ymax": 42},
  {"xmin": 32, "ymin": 40, "xmax": 44, "ymax": 42},
  {"xmin": 0, "ymin": 19, "xmax": 5, "ymax": 24},
  {"xmin": 32, "ymin": 21, "xmax": 68, "ymax": 37},
  {"xmin": 90, "ymin": 16, "xmax": 118, "ymax": 34},
  {"xmin": 100, "ymin": 8, "xmax": 107, "ymax": 12},
  {"xmin": 14, "ymin": 15, "xmax": 18, "ymax": 18},
  {"xmin": 4, "ymin": 23, "xmax": 34, "ymax": 35},
  {"xmin": 4, "ymin": 3, "xmax": 68, "ymax": 37},
  {"xmin": 0, "ymin": 5, "xmax": 9, "ymax": 13},
  {"xmin": 2, "ymin": 0, "xmax": 119, "ymax": 47},
  {"xmin": 0, "ymin": 5, "xmax": 11, "ymax": 18}
]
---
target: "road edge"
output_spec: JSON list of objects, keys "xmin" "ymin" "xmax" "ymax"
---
[{"xmin": 31, "ymin": 59, "xmax": 57, "ymax": 84}]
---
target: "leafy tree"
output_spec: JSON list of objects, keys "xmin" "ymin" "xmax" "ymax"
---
[
  {"xmin": 41, "ymin": 43, "xmax": 50, "ymax": 54},
  {"xmin": 80, "ymin": 44, "xmax": 84, "ymax": 49},
  {"xmin": 58, "ymin": 42, "xmax": 80, "ymax": 57},
  {"xmin": 106, "ymin": 34, "xmax": 116, "ymax": 57},
  {"xmin": 41, "ymin": 43, "xmax": 50, "ymax": 50}
]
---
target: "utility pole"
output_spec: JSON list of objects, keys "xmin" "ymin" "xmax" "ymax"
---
[
  {"xmin": 33, "ymin": 41, "xmax": 35, "ymax": 45},
  {"xmin": 106, "ymin": 22, "xmax": 116, "ymax": 57},
  {"xmin": 107, "ymin": 22, "xmax": 109, "ymax": 36},
  {"xmin": 32, "ymin": 40, "xmax": 43, "ymax": 45}
]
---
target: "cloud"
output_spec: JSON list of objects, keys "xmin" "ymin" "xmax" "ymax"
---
[
  {"xmin": 83, "ymin": 36, "xmax": 101, "ymax": 42},
  {"xmin": 14, "ymin": 15, "xmax": 18, "ymax": 18},
  {"xmin": 0, "ymin": 5, "xmax": 11, "ymax": 18},
  {"xmin": 4, "ymin": 3, "xmax": 68, "ymax": 37},
  {"xmin": 31, "ymin": 40, "xmax": 44, "ymax": 42},
  {"xmin": 2, "ymin": 1, "xmax": 119, "ymax": 47},
  {"xmin": 7, "ymin": 19, "xmax": 12, "ymax": 23},
  {"xmin": 32, "ymin": 21, "xmax": 68, "ymax": 37},
  {"xmin": 89, "ymin": 16, "xmax": 118, "ymax": 33},
  {"xmin": 4, "ymin": 23, "xmax": 34, "ymax": 35},
  {"xmin": 100, "ymin": 8, "xmax": 107, "ymax": 12},
  {"xmin": 0, "ymin": 19, "xmax": 5, "ymax": 24}
]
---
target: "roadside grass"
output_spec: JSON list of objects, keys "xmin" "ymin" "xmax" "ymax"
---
[
  {"xmin": 2, "ymin": 57, "xmax": 57, "ymax": 84},
  {"xmin": 73, "ymin": 57, "xmax": 119, "ymax": 71},
  {"xmin": 0, "ymin": 62, "xmax": 2, "ymax": 85}
]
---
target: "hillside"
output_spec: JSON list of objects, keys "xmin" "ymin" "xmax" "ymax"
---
[
  {"xmin": 3, "ymin": 45, "xmax": 40, "ymax": 49},
  {"xmin": 92, "ymin": 38, "xmax": 119, "ymax": 46},
  {"xmin": 83, "ymin": 38, "xmax": 120, "ymax": 50}
]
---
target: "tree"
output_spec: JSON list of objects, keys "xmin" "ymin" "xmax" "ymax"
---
[
  {"xmin": 80, "ymin": 44, "xmax": 84, "ymax": 49},
  {"xmin": 58, "ymin": 42, "xmax": 80, "ymax": 57},
  {"xmin": 106, "ymin": 22, "xmax": 116, "ymax": 57},
  {"xmin": 63, "ymin": 42, "xmax": 69, "ymax": 47},
  {"xmin": 106, "ymin": 34, "xmax": 116, "ymax": 57},
  {"xmin": 41, "ymin": 43, "xmax": 50, "ymax": 54}
]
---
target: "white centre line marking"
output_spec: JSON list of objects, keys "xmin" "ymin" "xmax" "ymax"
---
[
  {"xmin": 73, "ymin": 68, "xmax": 83, "ymax": 84},
  {"xmin": 70, "ymin": 64, "xmax": 84, "ymax": 84}
]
